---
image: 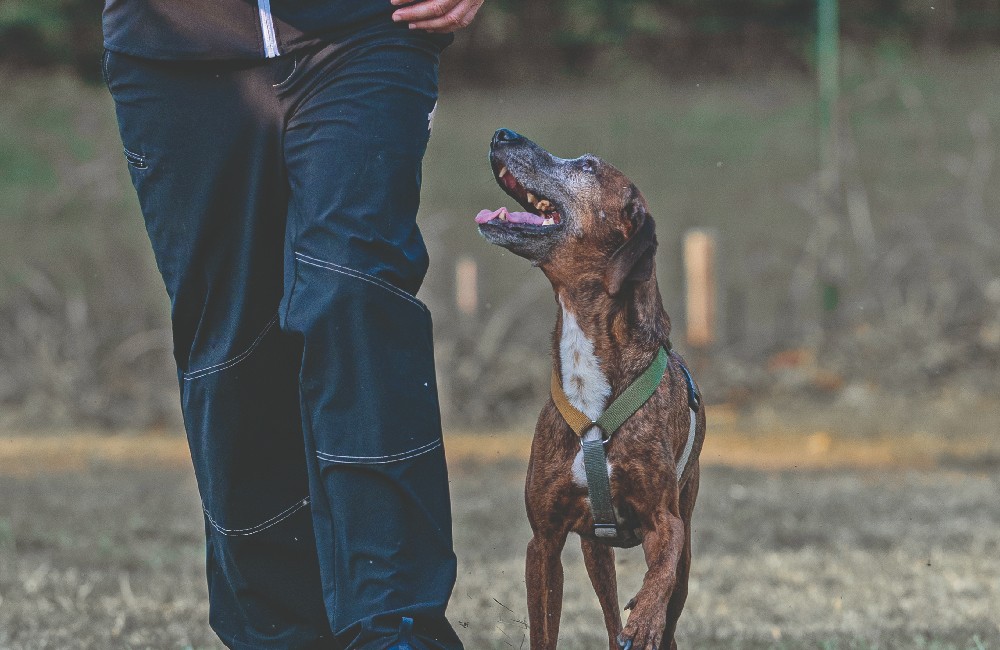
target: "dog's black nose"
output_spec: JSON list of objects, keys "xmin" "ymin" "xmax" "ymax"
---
[{"xmin": 492, "ymin": 128, "xmax": 523, "ymax": 146}]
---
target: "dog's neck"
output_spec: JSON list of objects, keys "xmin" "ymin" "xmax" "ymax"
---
[{"xmin": 553, "ymin": 270, "xmax": 670, "ymax": 419}]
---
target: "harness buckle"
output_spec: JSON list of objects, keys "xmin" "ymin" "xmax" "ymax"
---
[{"xmin": 593, "ymin": 523, "xmax": 618, "ymax": 539}]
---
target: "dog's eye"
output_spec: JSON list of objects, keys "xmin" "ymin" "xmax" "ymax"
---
[{"xmin": 581, "ymin": 157, "xmax": 596, "ymax": 173}]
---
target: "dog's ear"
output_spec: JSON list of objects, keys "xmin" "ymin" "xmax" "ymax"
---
[{"xmin": 604, "ymin": 189, "xmax": 658, "ymax": 296}]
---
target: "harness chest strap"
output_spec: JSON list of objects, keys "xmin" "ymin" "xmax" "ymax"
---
[{"xmin": 550, "ymin": 347, "xmax": 700, "ymax": 541}]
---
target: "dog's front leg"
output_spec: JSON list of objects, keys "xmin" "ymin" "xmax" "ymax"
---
[
  {"xmin": 526, "ymin": 531, "xmax": 568, "ymax": 650},
  {"xmin": 619, "ymin": 512, "xmax": 684, "ymax": 650},
  {"xmin": 581, "ymin": 537, "xmax": 622, "ymax": 650},
  {"xmin": 661, "ymin": 467, "xmax": 700, "ymax": 649}
]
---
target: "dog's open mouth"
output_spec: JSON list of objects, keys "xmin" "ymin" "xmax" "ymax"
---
[{"xmin": 476, "ymin": 164, "xmax": 562, "ymax": 228}]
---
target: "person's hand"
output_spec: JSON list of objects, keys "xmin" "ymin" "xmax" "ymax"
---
[{"xmin": 391, "ymin": 0, "xmax": 485, "ymax": 33}]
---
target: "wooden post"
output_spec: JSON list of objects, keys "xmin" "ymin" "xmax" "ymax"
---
[
  {"xmin": 683, "ymin": 229, "xmax": 716, "ymax": 349},
  {"xmin": 455, "ymin": 256, "xmax": 478, "ymax": 317}
]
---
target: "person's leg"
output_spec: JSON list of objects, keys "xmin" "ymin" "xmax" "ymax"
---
[
  {"xmin": 104, "ymin": 50, "xmax": 333, "ymax": 649},
  {"xmin": 277, "ymin": 25, "xmax": 462, "ymax": 650}
]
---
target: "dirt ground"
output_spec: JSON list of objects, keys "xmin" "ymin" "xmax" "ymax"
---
[{"xmin": 0, "ymin": 420, "xmax": 998, "ymax": 649}]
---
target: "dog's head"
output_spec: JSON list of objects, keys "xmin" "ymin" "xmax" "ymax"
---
[{"xmin": 476, "ymin": 129, "xmax": 657, "ymax": 296}]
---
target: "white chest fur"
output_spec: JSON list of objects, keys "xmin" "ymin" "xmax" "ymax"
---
[
  {"xmin": 559, "ymin": 301, "xmax": 612, "ymax": 487},
  {"xmin": 559, "ymin": 302, "xmax": 611, "ymax": 420}
]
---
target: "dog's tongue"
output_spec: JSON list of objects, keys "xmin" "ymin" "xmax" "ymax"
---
[{"xmin": 475, "ymin": 206, "xmax": 544, "ymax": 225}]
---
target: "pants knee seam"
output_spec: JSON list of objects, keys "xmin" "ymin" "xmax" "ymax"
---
[
  {"xmin": 293, "ymin": 252, "xmax": 428, "ymax": 313},
  {"xmin": 204, "ymin": 496, "xmax": 310, "ymax": 537},
  {"xmin": 183, "ymin": 313, "xmax": 279, "ymax": 380},
  {"xmin": 316, "ymin": 438, "xmax": 442, "ymax": 465}
]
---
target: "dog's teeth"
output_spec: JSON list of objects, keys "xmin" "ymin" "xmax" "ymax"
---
[
  {"xmin": 542, "ymin": 217, "xmax": 555, "ymax": 226},
  {"xmin": 536, "ymin": 199, "xmax": 552, "ymax": 212},
  {"xmin": 498, "ymin": 166, "xmax": 508, "ymax": 178},
  {"xmin": 526, "ymin": 192, "xmax": 537, "ymax": 205}
]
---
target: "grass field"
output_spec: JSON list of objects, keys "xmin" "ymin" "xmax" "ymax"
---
[
  {"xmin": 1, "ymin": 48, "xmax": 999, "ymax": 648},
  {"xmin": 1, "ymin": 422, "xmax": 997, "ymax": 649}
]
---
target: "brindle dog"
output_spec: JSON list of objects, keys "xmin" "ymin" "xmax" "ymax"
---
[{"xmin": 476, "ymin": 129, "xmax": 706, "ymax": 650}]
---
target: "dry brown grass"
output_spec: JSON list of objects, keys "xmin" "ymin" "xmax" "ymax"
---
[
  {"xmin": 8, "ymin": 402, "xmax": 993, "ymax": 478},
  {"xmin": 2, "ymin": 425, "xmax": 998, "ymax": 649}
]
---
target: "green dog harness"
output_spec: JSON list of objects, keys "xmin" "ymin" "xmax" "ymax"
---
[{"xmin": 550, "ymin": 347, "xmax": 700, "ymax": 545}]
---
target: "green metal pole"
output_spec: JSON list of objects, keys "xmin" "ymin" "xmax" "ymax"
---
[{"xmin": 817, "ymin": 0, "xmax": 839, "ymax": 188}]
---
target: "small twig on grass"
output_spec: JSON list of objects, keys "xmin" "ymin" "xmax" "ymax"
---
[
  {"xmin": 495, "ymin": 624, "xmax": 514, "ymax": 647},
  {"xmin": 492, "ymin": 597, "xmax": 515, "ymax": 614}
]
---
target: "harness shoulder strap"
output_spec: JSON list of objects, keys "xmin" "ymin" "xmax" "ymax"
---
[
  {"xmin": 594, "ymin": 348, "xmax": 669, "ymax": 435},
  {"xmin": 672, "ymin": 351, "xmax": 700, "ymax": 481},
  {"xmin": 550, "ymin": 371, "xmax": 593, "ymax": 436}
]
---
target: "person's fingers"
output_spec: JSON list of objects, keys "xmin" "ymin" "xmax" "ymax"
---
[
  {"xmin": 391, "ymin": 0, "xmax": 461, "ymax": 24},
  {"xmin": 406, "ymin": 2, "xmax": 481, "ymax": 32}
]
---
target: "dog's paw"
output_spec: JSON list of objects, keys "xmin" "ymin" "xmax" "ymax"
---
[
  {"xmin": 617, "ymin": 632, "xmax": 660, "ymax": 650},
  {"xmin": 618, "ymin": 602, "xmax": 666, "ymax": 650}
]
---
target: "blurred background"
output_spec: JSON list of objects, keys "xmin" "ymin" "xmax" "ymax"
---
[{"xmin": 0, "ymin": 1, "xmax": 998, "ymax": 648}]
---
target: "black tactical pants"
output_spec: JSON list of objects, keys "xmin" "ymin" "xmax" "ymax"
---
[{"xmin": 105, "ymin": 21, "xmax": 461, "ymax": 650}]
